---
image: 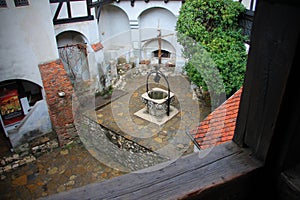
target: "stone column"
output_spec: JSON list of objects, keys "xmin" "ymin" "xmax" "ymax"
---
[{"xmin": 129, "ymin": 19, "xmax": 140, "ymax": 65}]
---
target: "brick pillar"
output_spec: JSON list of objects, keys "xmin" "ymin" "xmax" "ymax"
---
[{"xmin": 39, "ymin": 59, "xmax": 77, "ymax": 146}]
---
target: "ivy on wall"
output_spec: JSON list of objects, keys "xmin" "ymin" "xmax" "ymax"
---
[{"xmin": 176, "ymin": 0, "xmax": 247, "ymax": 97}]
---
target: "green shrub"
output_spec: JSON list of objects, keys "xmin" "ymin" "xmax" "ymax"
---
[{"xmin": 176, "ymin": 0, "xmax": 247, "ymax": 97}]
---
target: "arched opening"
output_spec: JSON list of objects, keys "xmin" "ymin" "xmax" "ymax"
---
[
  {"xmin": 138, "ymin": 7, "xmax": 177, "ymax": 30},
  {"xmin": 141, "ymin": 38, "xmax": 176, "ymax": 64},
  {"xmin": 56, "ymin": 31, "xmax": 90, "ymax": 84},
  {"xmin": 0, "ymin": 79, "xmax": 53, "ymax": 150},
  {"xmin": 153, "ymin": 49, "xmax": 171, "ymax": 58},
  {"xmin": 98, "ymin": 5, "xmax": 131, "ymax": 48},
  {"xmin": 0, "ymin": 79, "xmax": 42, "ymax": 125},
  {"xmin": 0, "ymin": 79, "xmax": 43, "ymax": 115},
  {"xmin": 0, "ymin": 79, "xmax": 44, "ymax": 150},
  {"xmin": 139, "ymin": 7, "xmax": 177, "ymax": 65}
]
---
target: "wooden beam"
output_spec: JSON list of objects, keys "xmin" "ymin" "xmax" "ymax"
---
[
  {"xmin": 53, "ymin": 15, "xmax": 94, "ymax": 25},
  {"xmin": 67, "ymin": 0, "xmax": 72, "ymax": 18},
  {"xmin": 41, "ymin": 142, "xmax": 262, "ymax": 199},
  {"xmin": 279, "ymin": 164, "xmax": 300, "ymax": 199},
  {"xmin": 86, "ymin": 0, "xmax": 92, "ymax": 16},
  {"xmin": 51, "ymin": 0, "xmax": 94, "ymax": 25},
  {"xmin": 89, "ymin": 0, "xmax": 114, "ymax": 7},
  {"xmin": 53, "ymin": 2, "xmax": 63, "ymax": 22},
  {"xmin": 158, "ymin": 29, "xmax": 162, "ymax": 64},
  {"xmin": 233, "ymin": 1, "xmax": 300, "ymax": 161}
]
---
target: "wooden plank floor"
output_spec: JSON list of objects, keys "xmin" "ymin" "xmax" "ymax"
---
[{"xmin": 41, "ymin": 142, "xmax": 262, "ymax": 200}]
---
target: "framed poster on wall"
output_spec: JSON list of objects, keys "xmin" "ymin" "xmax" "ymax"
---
[{"xmin": 0, "ymin": 89, "xmax": 24, "ymax": 126}]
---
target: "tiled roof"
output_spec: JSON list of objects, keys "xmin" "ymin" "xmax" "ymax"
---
[{"xmin": 190, "ymin": 87, "xmax": 242, "ymax": 150}]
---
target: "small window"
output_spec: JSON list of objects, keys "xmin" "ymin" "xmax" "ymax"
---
[
  {"xmin": 14, "ymin": 0, "xmax": 29, "ymax": 7},
  {"xmin": 0, "ymin": 0, "xmax": 7, "ymax": 8}
]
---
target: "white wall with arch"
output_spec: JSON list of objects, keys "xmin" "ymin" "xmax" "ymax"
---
[
  {"xmin": 0, "ymin": 1, "xmax": 58, "ymax": 146},
  {"xmin": 50, "ymin": 0, "xmax": 90, "ymax": 19},
  {"xmin": 53, "ymin": 18, "xmax": 101, "ymax": 79},
  {"xmin": 139, "ymin": 7, "xmax": 177, "ymax": 30},
  {"xmin": 0, "ymin": 0, "xmax": 58, "ymax": 86},
  {"xmin": 56, "ymin": 31, "xmax": 91, "ymax": 83},
  {"xmin": 54, "ymin": 20, "xmax": 99, "ymax": 45},
  {"xmin": 138, "ymin": 7, "xmax": 183, "ymax": 65},
  {"xmin": 93, "ymin": 1, "xmax": 186, "ymax": 80},
  {"xmin": 98, "ymin": 5, "xmax": 131, "ymax": 50},
  {"xmin": 56, "ymin": 31, "xmax": 88, "ymax": 47},
  {"xmin": 112, "ymin": 1, "xmax": 181, "ymax": 20},
  {"xmin": 141, "ymin": 39, "xmax": 176, "ymax": 63}
]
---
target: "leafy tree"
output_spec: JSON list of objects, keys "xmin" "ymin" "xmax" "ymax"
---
[{"xmin": 176, "ymin": 0, "xmax": 247, "ymax": 98}]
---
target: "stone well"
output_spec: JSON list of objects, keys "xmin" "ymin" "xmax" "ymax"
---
[{"xmin": 141, "ymin": 87, "xmax": 174, "ymax": 117}]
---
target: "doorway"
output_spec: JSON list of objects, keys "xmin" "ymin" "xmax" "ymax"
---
[{"xmin": 56, "ymin": 31, "xmax": 90, "ymax": 85}]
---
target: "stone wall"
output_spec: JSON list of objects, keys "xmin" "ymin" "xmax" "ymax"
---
[
  {"xmin": 78, "ymin": 115, "xmax": 166, "ymax": 172},
  {"xmin": 39, "ymin": 59, "xmax": 77, "ymax": 146}
]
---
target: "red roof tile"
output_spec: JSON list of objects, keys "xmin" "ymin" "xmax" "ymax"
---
[
  {"xmin": 91, "ymin": 42, "xmax": 104, "ymax": 52},
  {"xmin": 191, "ymin": 87, "xmax": 242, "ymax": 150}
]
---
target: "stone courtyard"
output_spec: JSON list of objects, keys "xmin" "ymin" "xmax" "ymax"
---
[
  {"xmin": 76, "ymin": 65, "xmax": 210, "ymax": 172},
  {"xmin": 0, "ymin": 65, "xmax": 211, "ymax": 199},
  {"xmin": 0, "ymin": 139, "xmax": 125, "ymax": 200}
]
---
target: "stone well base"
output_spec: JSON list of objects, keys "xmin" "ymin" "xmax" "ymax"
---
[{"xmin": 134, "ymin": 106, "xmax": 179, "ymax": 126}]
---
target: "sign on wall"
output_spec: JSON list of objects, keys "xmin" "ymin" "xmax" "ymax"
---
[{"xmin": 0, "ymin": 89, "xmax": 24, "ymax": 126}]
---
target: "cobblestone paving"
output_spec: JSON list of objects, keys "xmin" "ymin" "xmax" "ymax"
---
[
  {"xmin": 79, "ymin": 66, "xmax": 210, "ymax": 171},
  {"xmin": 0, "ymin": 65, "xmax": 212, "ymax": 199},
  {"xmin": 0, "ymin": 141, "xmax": 125, "ymax": 200},
  {"xmin": 97, "ymin": 66, "xmax": 201, "ymax": 154}
]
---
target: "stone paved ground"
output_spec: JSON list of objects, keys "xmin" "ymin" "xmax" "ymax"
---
[
  {"xmin": 0, "ymin": 140, "xmax": 125, "ymax": 200},
  {"xmin": 79, "ymin": 65, "xmax": 211, "ymax": 171},
  {"xmin": 95, "ymin": 66, "xmax": 205, "ymax": 155},
  {"xmin": 0, "ymin": 65, "xmax": 211, "ymax": 199}
]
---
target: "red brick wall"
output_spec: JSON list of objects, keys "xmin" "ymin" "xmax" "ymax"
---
[{"xmin": 39, "ymin": 59, "xmax": 77, "ymax": 146}]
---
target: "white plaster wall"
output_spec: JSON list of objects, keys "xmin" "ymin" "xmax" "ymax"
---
[
  {"xmin": 56, "ymin": 31, "xmax": 87, "ymax": 46},
  {"xmin": 97, "ymin": 4, "xmax": 132, "ymax": 74},
  {"xmin": 109, "ymin": 1, "xmax": 182, "ymax": 56},
  {"xmin": 57, "ymin": 31, "xmax": 91, "ymax": 82},
  {"xmin": 142, "ymin": 38, "xmax": 177, "ymax": 65},
  {"xmin": 113, "ymin": 1, "xmax": 182, "ymax": 20},
  {"xmin": 49, "ymin": 0, "xmax": 95, "ymax": 40},
  {"xmin": 99, "ymin": 5, "xmax": 131, "ymax": 48},
  {"xmin": 50, "ymin": 1, "xmax": 88, "ymax": 20},
  {"xmin": 54, "ymin": 20, "xmax": 100, "ymax": 83},
  {"xmin": 138, "ymin": 7, "xmax": 183, "ymax": 65},
  {"xmin": 142, "ymin": 39, "xmax": 176, "ymax": 56},
  {"xmin": 50, "ymin": 1, "xmax": 99, "ymax": 44},
  {"xmin": 138, "ymin": 7, "xmax": 178, "ymax": 56},
  {"xmin": 96, "ymin": 1, "xmax": 184, "ymax": 70},
  {"xmin": 139, "ymin": 7, "xmax": 177, "ymax": 30},
  {"xmin": 70, "ymin": 1, "xmax": 88, "ymax": 18},
  {"xmin": 54, "ymin": 20, "xmax": 99, "ymax": 45},
  {"xmin": 234, "ymin": 0, "xmax": 257, "ymax": 10},
  {"xmin": 8, "ymin": 100, "xmax": 52, "ymax": 148},
  {"xmin": 0, "ymin": 0, "xmax": 59, "ymax": 86}
]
